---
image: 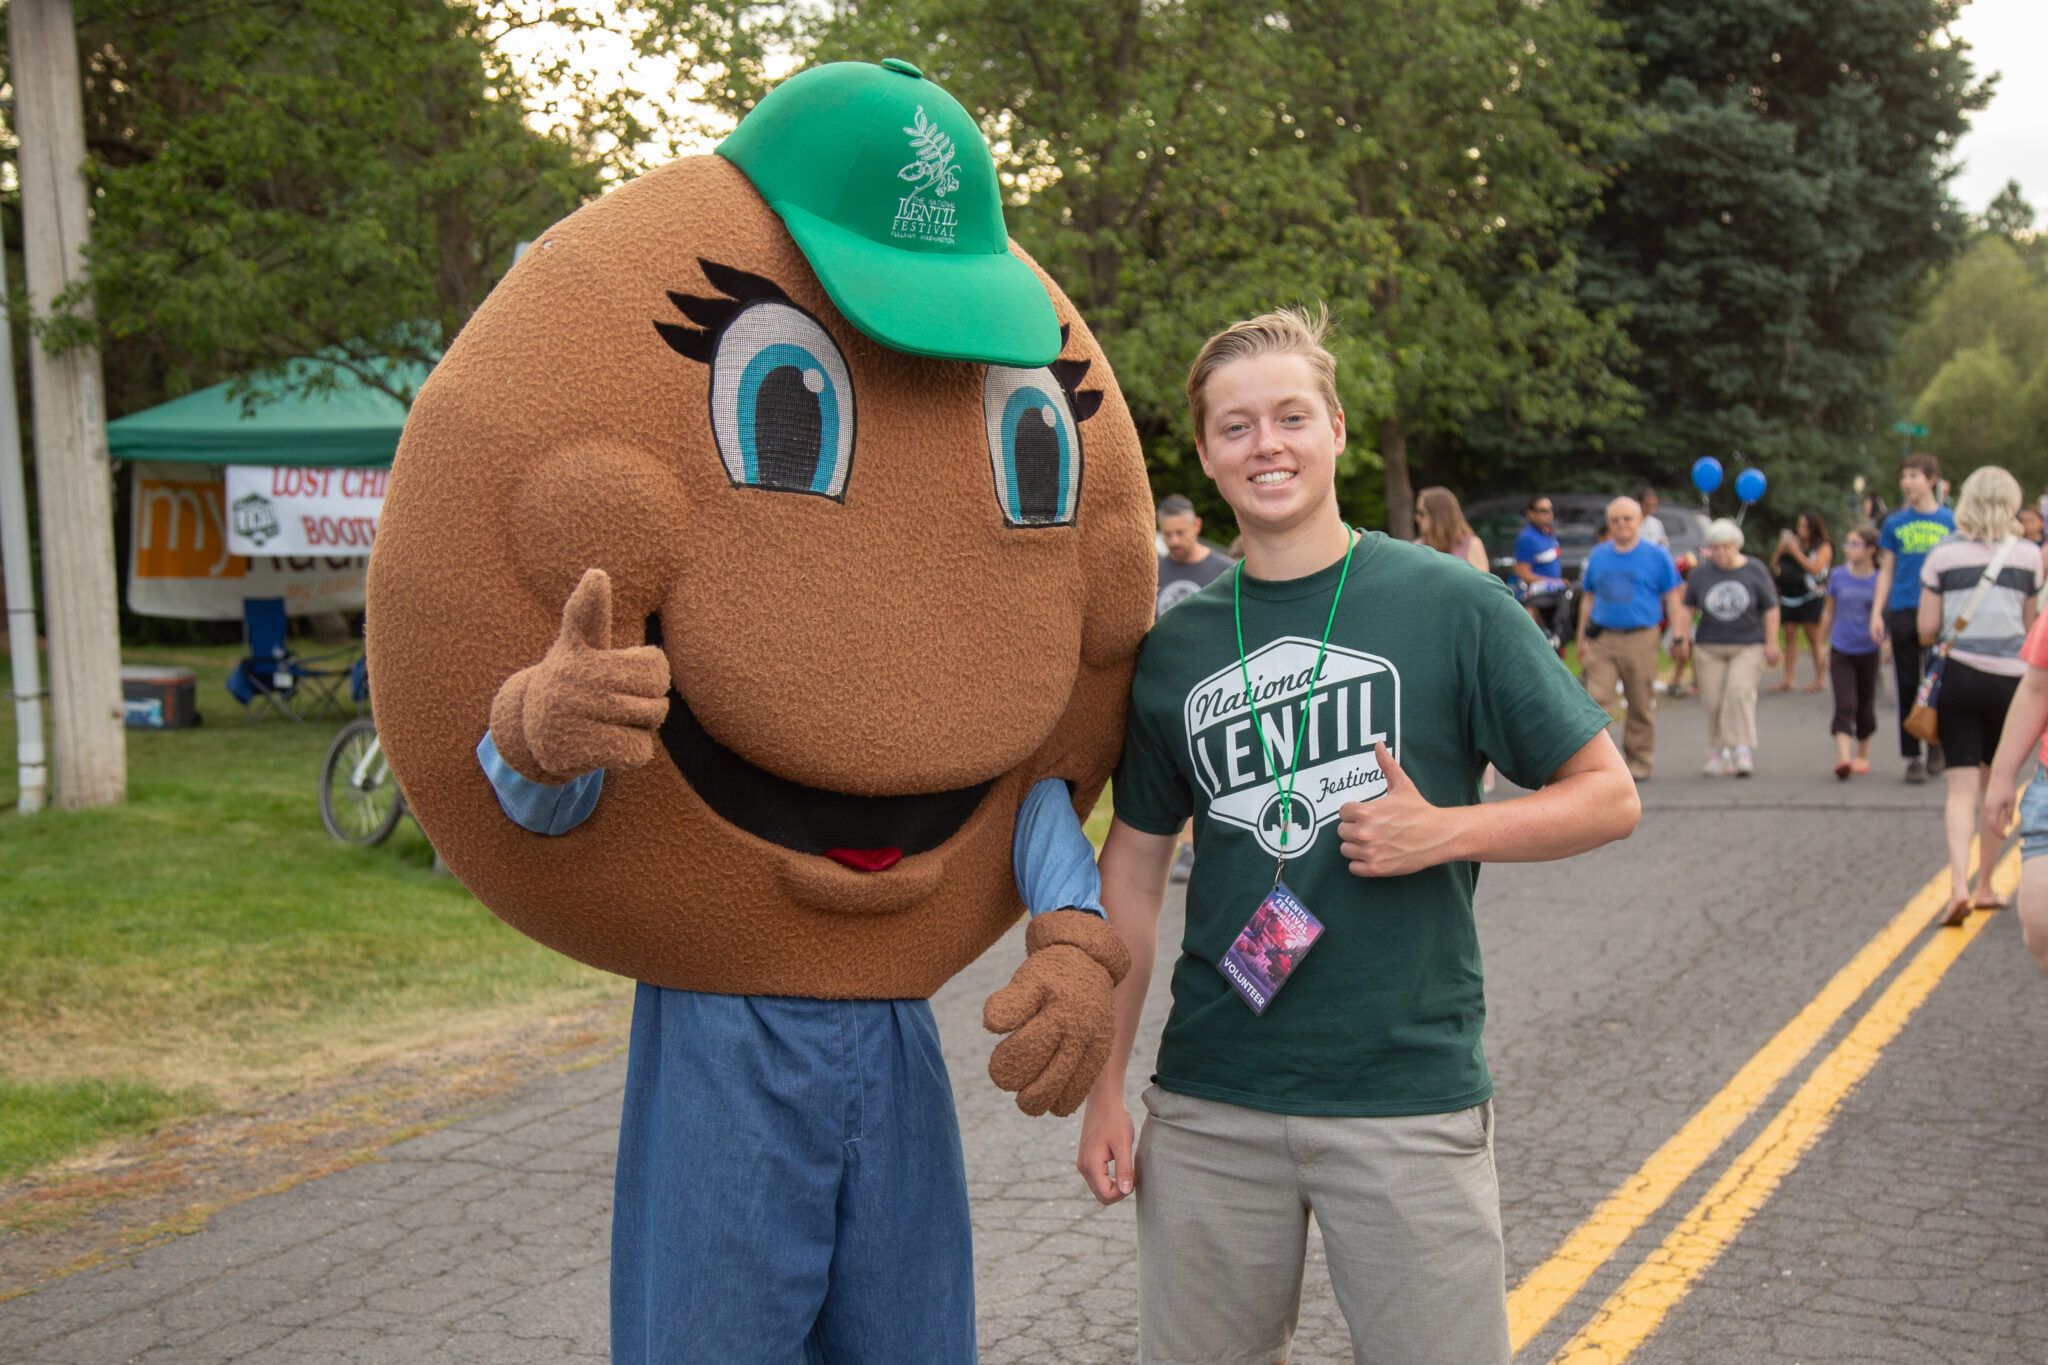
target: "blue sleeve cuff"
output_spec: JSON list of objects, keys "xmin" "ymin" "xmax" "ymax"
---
[
  {"xmin": 477, "ymin": 732, "xmax": 603, "ymax": 836},
  {"xmin": 1012, "ymin": 777, "xmax": 1105, "ymax": 918}
]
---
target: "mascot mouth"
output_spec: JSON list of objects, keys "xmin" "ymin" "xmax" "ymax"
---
[{"xmin": 657, "ymin": 687, "xmax": 995, "ymax": 870}]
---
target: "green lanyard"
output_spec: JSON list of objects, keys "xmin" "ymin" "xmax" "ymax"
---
[{"xmin": 1232, "ymin": 529, "xmax": 1361, "ymax": 853}]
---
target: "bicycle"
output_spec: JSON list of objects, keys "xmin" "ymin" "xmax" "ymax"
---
[{"xmin": 319, "ymin": 715, "xmax": 406, "ymax": 845}]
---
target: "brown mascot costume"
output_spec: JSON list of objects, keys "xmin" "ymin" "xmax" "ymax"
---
[{"xmin": 365, "ymin": 57, "xmax": 1154, "ymax": 1363}]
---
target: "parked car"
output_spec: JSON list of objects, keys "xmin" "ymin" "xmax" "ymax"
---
[{"xmin": 1463, "ymin": 494, "xmax": 1708, "ymax": 586}]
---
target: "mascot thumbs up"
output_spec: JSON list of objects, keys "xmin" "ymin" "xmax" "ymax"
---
[{"xmin": 367, "ymin": 57, "xmax": 1154, "ymax": 1364}]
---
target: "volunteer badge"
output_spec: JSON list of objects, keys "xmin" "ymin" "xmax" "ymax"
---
[{"xmin": 1186, "ymin": 637, "xmax": 1401, "ymax": 859}]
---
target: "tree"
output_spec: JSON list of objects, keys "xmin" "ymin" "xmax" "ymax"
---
[
  {"xmin": 1912, "ymin": 340, "xmax": 2025, "ymax": 483},
  {"xmin": 1983, "ymin": 177, "xmax": 2036, "ymax": 242},
  {"xmin": 806, "ymin": 0, "xmax": 1640, "ymax": 535},
  {"xmin": 1580, "ymin": 0, "xmax": 1986, "ymax": 517},
  {"xmin": 1893, "ymin": 234, "xmax": 2048, "ymax": 402},
  {"xmin": 44, "ymin": 0, "xmax": 600, "ymax": 413}
]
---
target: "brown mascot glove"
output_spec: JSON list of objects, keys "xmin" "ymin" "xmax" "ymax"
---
[
  {"xmin": 489, "ymin": 567, "xmax": 671, "ymax": 783},
  {"xmin": 984, "ymin": 909, "xmax": 1132, "ymax": 1118}
]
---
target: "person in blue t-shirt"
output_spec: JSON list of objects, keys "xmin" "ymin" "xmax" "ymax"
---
[
  {"xmin": 1512, "ymin": 495, "xmax": 1567, "ymax": 602},
  {"xmin": 1577, "ymin": 496, "xmax": 1687, "ymax": 779},
  {"xmin": 1513, "ymin": 494, "xmax": 1573, "ymax": 651},
  {"xmin": 1870, "ymin": 453, "xmax": 1956, "ymax": 782}
]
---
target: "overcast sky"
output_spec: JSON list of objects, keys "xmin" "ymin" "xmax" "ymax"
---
[{"xmin": 1950, "ymin": 0, "xmax": 2046, "ymax": 216}]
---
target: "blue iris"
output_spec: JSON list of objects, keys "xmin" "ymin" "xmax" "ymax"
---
[
  {"xmin": 997, "ymin": 385, "xmax": 1075, "ymax": 525},
  {"xmin": 735, "ymin": 342, "xmax": 843, "ymax": 495}
]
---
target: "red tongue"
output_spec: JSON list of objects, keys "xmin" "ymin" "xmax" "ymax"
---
[{"xmin": 824, "ymin": 847, "xmax": 904, "ymax": 872}]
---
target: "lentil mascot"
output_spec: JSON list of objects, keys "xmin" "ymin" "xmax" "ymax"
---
[{"xmin": 366, "ymin": 58, "xmax": 1154, "ymax": 1364}]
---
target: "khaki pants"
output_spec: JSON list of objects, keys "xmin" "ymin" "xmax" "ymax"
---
[
  {"xmin": 1695, "ymin": 642, "xmax": 1766, "ymax": 751},
  {"xmin": 1581, "ymin": 626, "xmax": 1661, "ymax": 777},
  {"xmin": 1134, "ymin": 1086, "xmax": 1508, "ymax": 1365}
]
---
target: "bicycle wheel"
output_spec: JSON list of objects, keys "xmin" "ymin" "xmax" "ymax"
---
[{"xmin": 320, "ymin": 717, "xmax": 406, "ymax": 845}]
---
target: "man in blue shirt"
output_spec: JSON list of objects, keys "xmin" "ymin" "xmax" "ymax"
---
[
  {"xmin": 1512, "ymin": 494, "xmax": 1568, "ymax": 601},
  {"xmin": 1577, "ymin": 496, "xmax": 1688, "ymax": 780},
  {"xmin": 1870, "ymin": 453, "xmax": 1955, "ymax": 782}
]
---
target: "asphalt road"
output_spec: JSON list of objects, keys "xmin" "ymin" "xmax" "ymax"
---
[{"xmin": 6, "ymin": 682, "xmax": 2046, "ymax": 1363}]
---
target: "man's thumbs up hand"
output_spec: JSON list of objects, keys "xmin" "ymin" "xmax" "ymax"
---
[
  {"xmin": 488, "ymin": 568, "xmax": 671, "ymax": 783},
  {"xmin": 1335, "ymin": 742, "xmax": 1456, "ymax": 878}
]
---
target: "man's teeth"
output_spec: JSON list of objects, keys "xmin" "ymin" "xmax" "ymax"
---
[{"xmin": 1252, "ymin": 471, "xmax": 1295, "ymax": 485}]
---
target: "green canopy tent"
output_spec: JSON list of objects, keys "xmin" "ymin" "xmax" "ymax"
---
[
  {"xmin": 107, "ymin": 357, "xmax": 432, "ymax": 468},
  {"xmin": 117, "ymin": 357, "xmax": 433, "ymax": 621}
]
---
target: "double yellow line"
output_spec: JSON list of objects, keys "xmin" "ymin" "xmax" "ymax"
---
[{"xmin": 1509, "ymin": 850, "xmax": 2018, "ymax": 1363}]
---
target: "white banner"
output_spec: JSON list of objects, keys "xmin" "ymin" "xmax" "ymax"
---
[
  {"xmin": 127, "ymin": 461, "xmax": 370, "ymax": 620},
  {"xmin": 224, "ymin": 465, "xmax": 388, "ymax": 556}
]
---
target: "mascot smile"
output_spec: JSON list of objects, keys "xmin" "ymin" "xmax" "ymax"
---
[{"xmin": 367, "ymin": 57, "xmax": 1153, "ymax": 1364}]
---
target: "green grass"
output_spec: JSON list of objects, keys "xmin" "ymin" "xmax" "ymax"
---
[
  {"xmin": 0, "ymin": 642, "xmax": 623, "ymax": 1166},
  {"xmin": 0, "ymin": 1078, "xmax": 209, "ymax": 1181}
]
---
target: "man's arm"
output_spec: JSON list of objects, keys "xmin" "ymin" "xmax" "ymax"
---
[
  {"xmin": 1761, "ymin": 606, "xmax": 1783, "ymax": 666},
  {"xmin": 1337, "ymin": 732, "xmax": 1639, "ymax": 876},
  {"xmin": 1576, "ymin": 590, "xmax": 1595, "ymax": 657},
  {"xmin": 1075, "ymin": 818, "xmax": 1176, "ymax": 1205},
  {"xmin": 1871, "ymin": 550, "xmax": 1896, "ymax": 643},
  {"xmin": 1663, "ymin": 585, "xmax": 1691, "ymax": 652}
]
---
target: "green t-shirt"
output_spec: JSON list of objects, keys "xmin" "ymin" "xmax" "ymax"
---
[{"xmin": 1113, "ymin": 533, "xmax": 1612, "ymax": 1116}]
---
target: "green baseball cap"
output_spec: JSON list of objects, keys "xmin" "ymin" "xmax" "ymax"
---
[{"xmin": 716, "ymin": 59, "xmax": 1061, "ymax": 368}]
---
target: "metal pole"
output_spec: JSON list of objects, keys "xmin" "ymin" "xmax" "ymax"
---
[{"xmin": 0, "ymin": 199, "xmax": 47, "ymax": 812}]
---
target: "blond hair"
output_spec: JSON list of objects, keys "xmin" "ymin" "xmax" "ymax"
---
[
  {"xmin": 1186, "ymin": 305, "xmax": 1340, "ymax": 440},
  {"xmin": 1953, "ymin": 465, "xmax": 2022, "ymax": 542}
]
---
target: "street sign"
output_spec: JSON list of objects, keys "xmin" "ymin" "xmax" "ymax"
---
[{"xmin": 1892, "ymin": 421, "xmax": 1928, "ymax": 437}]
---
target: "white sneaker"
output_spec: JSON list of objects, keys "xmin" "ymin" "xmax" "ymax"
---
[
  {"xmin": 1704, "ymin": 748, "xmax": 1731, "ymax": 777},
  {"xmin": 1733, "ymin": 746, "xmax": 1754, "ymax": 777}
]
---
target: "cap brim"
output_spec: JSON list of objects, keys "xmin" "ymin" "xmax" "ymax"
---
[{"xmin": 773, "ymin": 200, "xmax": 1063, "ymax": 368}]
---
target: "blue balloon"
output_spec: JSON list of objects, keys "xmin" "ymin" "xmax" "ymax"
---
[
  {"xmin": 1691, "ymin": 456, "xmax": 1724, "ymax": 494},
  {"xmin": 1735, "ymin": 468, "xmax": 1767, "ymax": 503}
]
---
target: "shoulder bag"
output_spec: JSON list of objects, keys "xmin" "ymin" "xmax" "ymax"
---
[{"xmin": 1905, "ymin": 536, "xmax": 2018, "ymax": 745}]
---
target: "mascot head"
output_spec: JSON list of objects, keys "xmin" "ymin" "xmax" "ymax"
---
[{"xmin": 366, "ymin": 60, "xmax": 1155, "ymax": 997}]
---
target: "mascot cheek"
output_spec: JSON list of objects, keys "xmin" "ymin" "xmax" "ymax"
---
[{"xmin": 510, "ymin": 444, "xmax": 691, "ymax": 627}]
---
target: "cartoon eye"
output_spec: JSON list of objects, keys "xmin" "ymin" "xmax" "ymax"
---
[
  {"xmin": 983, "ymin": 366, "xmax": 1081, "ymax": 527},
  {"xmin": 709, "ymin": 301, "xmax": 855, "ymax": 499}
]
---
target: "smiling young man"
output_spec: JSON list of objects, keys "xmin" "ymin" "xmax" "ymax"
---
[{"xmin": 1080, "ymin": 308, "xmax": 1641, "ymax": 1365}]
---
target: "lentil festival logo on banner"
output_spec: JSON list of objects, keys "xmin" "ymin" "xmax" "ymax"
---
[
  {"xmin": 1183, "ymin": 637, "xmax": 1402, "ymax": 860},
  {"xmin": 224, "ymin": 466, "xmax": 389, "ymax": 557}
]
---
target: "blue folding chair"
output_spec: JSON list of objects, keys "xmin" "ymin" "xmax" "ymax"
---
[{"xmin": 225, "ymin": 598, "xmax": 359, "ymax": 722}]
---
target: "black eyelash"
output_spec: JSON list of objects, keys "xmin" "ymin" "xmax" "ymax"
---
[
  {"xmin": 1049, "ymin": 324, "xmax": 1105, "ymax": 423},
  {"xmin": 660, "ymin": 275, "xmax": 1107, "ymax": 427},
  {"xmin": 654, "ymin": 258, "xmax": 795, "ymax": 364}
]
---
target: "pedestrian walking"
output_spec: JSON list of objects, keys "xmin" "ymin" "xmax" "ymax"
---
[
  {"xmin": 1078, "ymin": 305, "xmax": 1640, "ymax": 1365},
  {"xmin": 1979, "ymin": 606, "xmax": 2048, "ymax": 976},
  {"xmin": 1769, "ymin": 510, "xmax": 1831, "ymax": 693},
  {"xmin": 1414, "ymin": 486, "xmax": 1490, "ymax": 572},
  {"xmin": 1577, "ymin": 497, "xmax": 1689, "ymax": 780},
  {"xmin": 1919, "ymin": 466, "xmax": 2040, "ymax": 924},
  {"xmin": 1819, "ymin": 524, "xmax": 1882, "ymax": 779},
  {"xmin": 1156, "ymin": 493, "xmax": 1231, "ymax": 618},
  {"xmin": 1684, "ymin": 519, "xmax": 1781, "ymax": 777},
  {"xmin": 1872, "ymin": 454, "xmax": 1955, "ymax": 782},
  {"xmin": 1639, "ymin": 486, "xmax": 1669, "ymax": 547}
]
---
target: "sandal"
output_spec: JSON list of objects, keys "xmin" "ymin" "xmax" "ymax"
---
[
  {"xmin": 1850, "ymin": 758, "xmax": 1871, "ymax": 775},
  {"xmin": 1941, "ymin": 896, "xmax": 1973, "ymax": 928},
  {"xmin": 1834, "ymin": 761, "xmax": 1852, "ymax": 781},
  {"xmin": 1971, "ymin": 893, "xmax": 2008, "ymax": 911}
]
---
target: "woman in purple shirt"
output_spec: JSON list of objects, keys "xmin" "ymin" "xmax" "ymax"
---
[{"xmin": 1818, "ymin": 524, "xmax": 1882, "ymax": 780}]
